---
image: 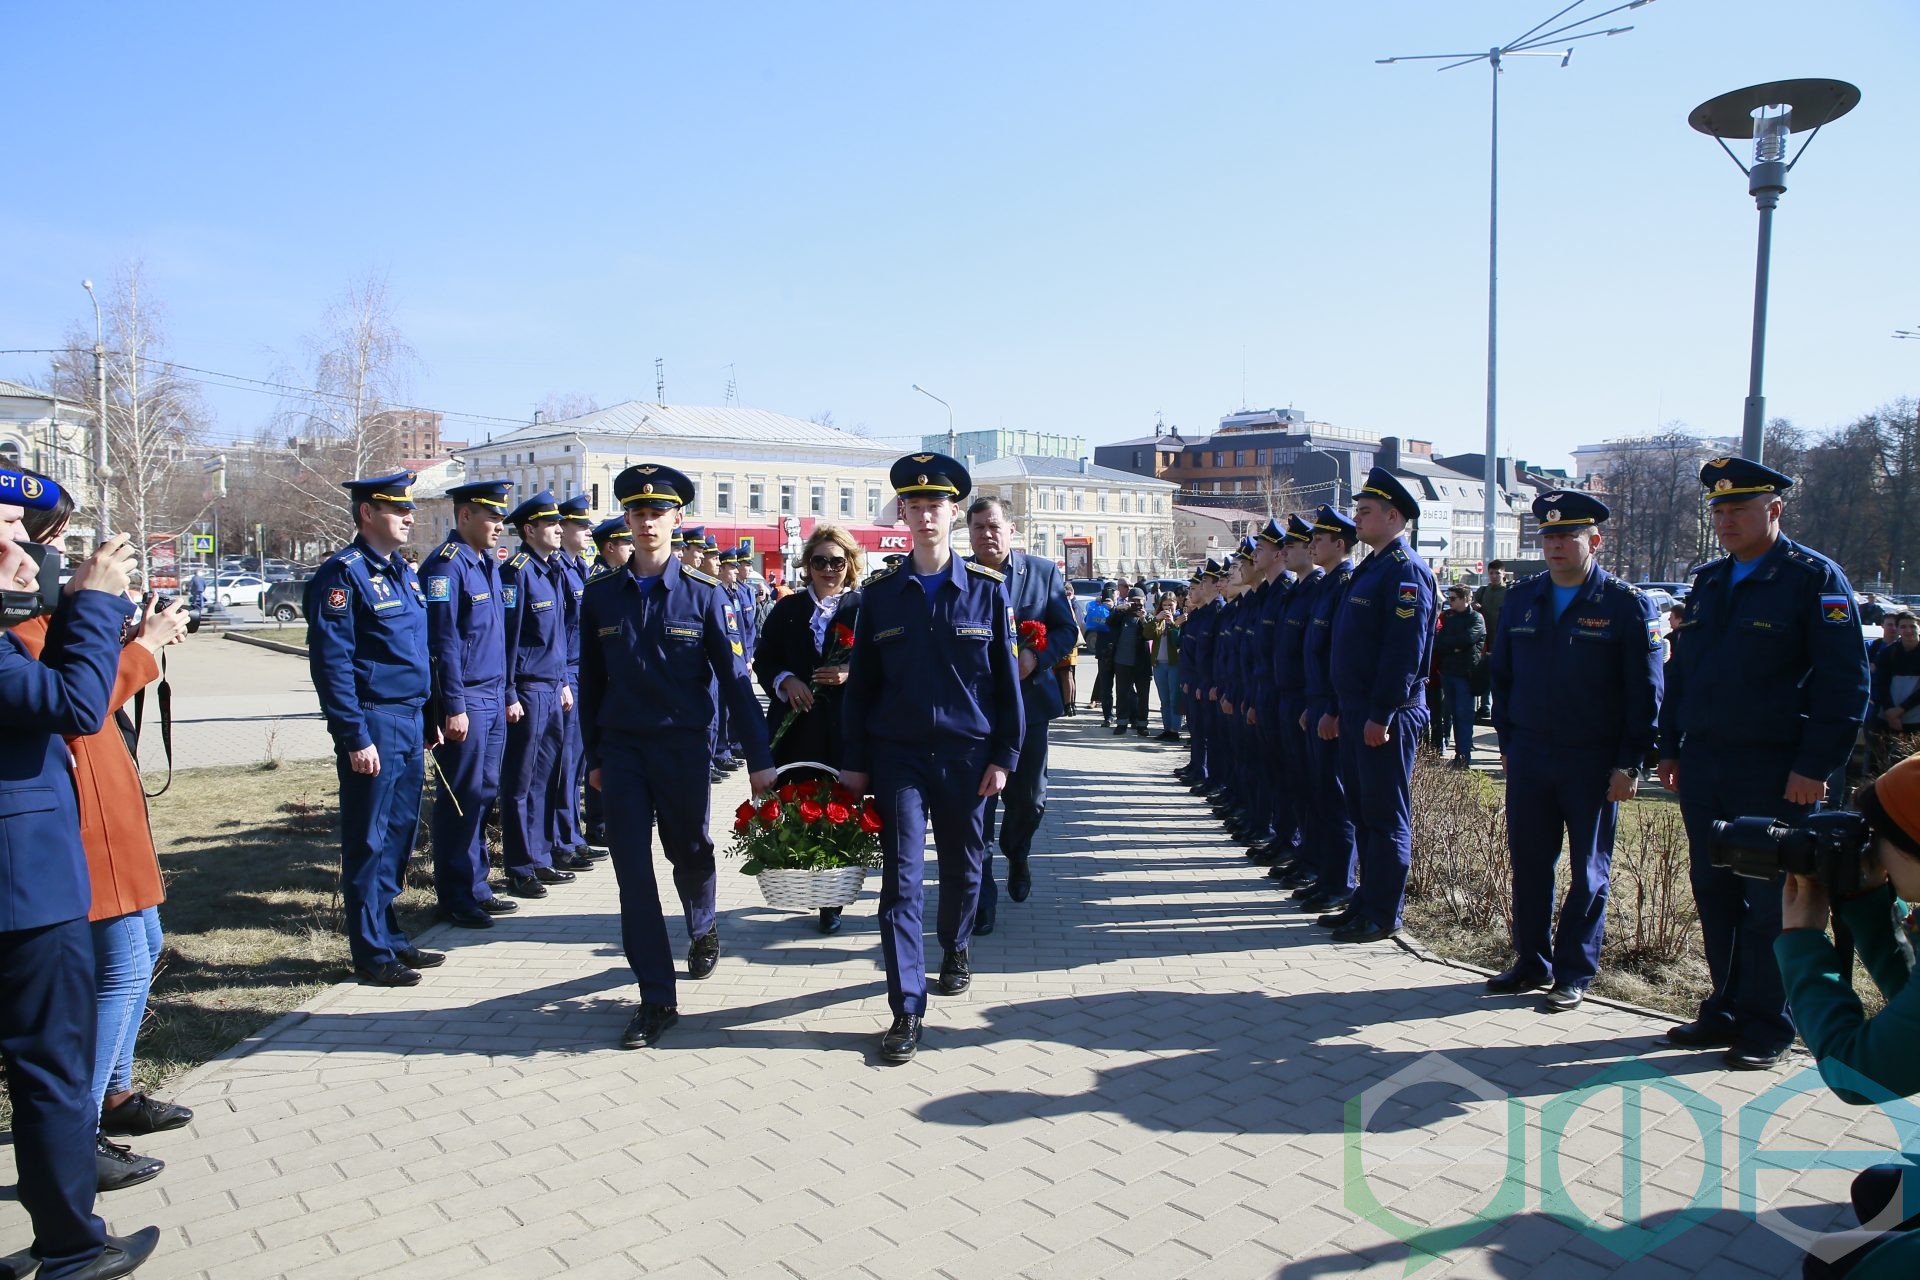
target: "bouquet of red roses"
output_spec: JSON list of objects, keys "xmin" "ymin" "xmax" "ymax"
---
[
  {"xmin": 729, "ymin": 775, "xmax": 884, "ymax": 874},
  {"xmin": 769, "ymin": 620, "xmax": 856, "ymax": 749},
  {"xmin": 1017, "ymin": 619, "xmax": 1048, "ymax": 655}
]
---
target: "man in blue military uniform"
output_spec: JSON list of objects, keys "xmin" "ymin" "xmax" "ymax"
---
[
  {"xmin": 1301, "ymin": 505, "xmax": 1360, "ymax": 916},
  {"xmin": 1656, "ymin": 457, "xmax": 1869, "ymax": 1069},
  {"xmin": 0, "ymin": 476, "xmax": 160, "ymax": 1280},
  {"xmin": 1327, "ymin": 469, "xmax": 1435, "ymax": 944},
  {"xmin": 967, "ymin": 495, "xmax": 1078, "ymax": 933},
  {"xmin": 1247, "ymin": 518, "xmax": 1300, "ymax": 867},
  {"xmin": 1210, "ymin": 545, "xmax": 1259, "ymax": 837},
  {"xmin": 1269, "ymin": 514, "xmax": 1321, "ymax": 892},
  {"xmin": 545, "ymin": 494, "xmax": 596, "ymax": 869},
  {"xmin": 1487, "ymin": 491, "xmax": 1663, "ymax": 1012},
  {"xmin": 580, "ymin": 516, "xmax": 633, "ymax": 855},
  {"xmin": 305, "ymin": 471, "xmax": 444, "ymax": 986},
  {"xmin": 423, "ymin": 479, "xmax": 521, "ymax": 929},
  {"xmin": 579, "ymin": 465, "xmax": 775, "ymax": 1050},
  {"xmin": 838, "ymin": 452, "xmax": 1024, "ymax": 1064},
  {"xmin": 1174, "ymin": 563, "xmax": 1215, "ymax": 788},
  {"xmin": 498, "ymin": 492, "xmax": 578, "ymax": 900}
]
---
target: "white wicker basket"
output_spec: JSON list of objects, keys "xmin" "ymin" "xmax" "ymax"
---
[{"xmin": 756, "ymin": 865, "xmax": 868, "ymax": 910}]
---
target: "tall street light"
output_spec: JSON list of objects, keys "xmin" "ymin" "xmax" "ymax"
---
[
  {"xmin": 1380, "ymin": 0, "xmax": 1653, "ymax": 570},
  {"xmin": 82, "ymin": 279, "xmax": 111, "ymax": 536},
  {"xmin": 911, "ymin": 383, "xmax": 956, "ymax": 457},
  {"xmin": 1689, "ymin": 79, "xmax": 1860, "ymax": 463}
]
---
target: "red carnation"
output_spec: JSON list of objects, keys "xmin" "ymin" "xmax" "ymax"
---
[
  {"xmin": 826, "ymin": 802, "xmax": 851, "ymax": 825},
  {"xmin": 1018, "ymin": 619, "xmax": 1048, "ymax": 653},
  {"xmin": 758, "ymin": 799, "xmax": 781, "ymax": 822},
  {"xmin": 735, "ymin": 801, "xmax": 754, "ymax": 824},
  {"xmin": 858, "ymin": 806, "xmax": 883, "ymax": 834},
  {"xmin": 830, "ymin": 623, "xmax": 856, "ymax": 651},
  {"xmin": 799, "ymin": 800, "xmax": 825, "ymax": 824}
]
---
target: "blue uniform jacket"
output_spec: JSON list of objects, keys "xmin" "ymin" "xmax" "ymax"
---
[
  {"xmin": 556, "ymin": 552, "xmax": 586, "ymax": 684},
  {"xmin": 422, "ymin": 531, "xmax": 509, "ymax": 716},
  {"xmin": 1303, "ymin": 560, "xmax": 1353, "ymax": 707},
  {"xmin": 1178, "ymin": 597, "xmax": 1214, "ymax": 693},
  {"xmin": 577, "ymin": 557, "xmax": 771, "ymax": 774},
  {"xmin": 1331, "ymin": 538, "xmax": 1436, "ymax": 722},
  {"xmin": 839, "ymin": 555, "xmax": 1025, "ymax": 775},
  {"xmin": 501, "ymin": 547, "xmax": 568, "ymax": 686},
  {"xmin": 0, "ymin": 590, "xmax": 135, "ymax": 932},
  {"xmin": 1657, "ymin": 535, "xmax": 1869, "ymax": 779},
  {"xmin": 1274, "ymin": 567, "xmax": 1322, "ymax": 697},
  {"xmin": 304, "ymin": 537, "xmax": 429, "ymax": 752},
  {"xmin": 1252, "ymin": 576, "xmax": 1292, "ymax": 706},
  {"xmin": 1489, "ymin": 563, "xmax": 1663, "ymax": 770},
  {"xmin": 974, "ymin": 551, "xmax": 1078, "ymax": 723}
]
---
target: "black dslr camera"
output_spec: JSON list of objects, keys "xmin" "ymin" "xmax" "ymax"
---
[
  {"xmin": 1, "ymin": 542, "xmax": 64, "ymax": 629},
  {"xmin": 1710, "ymin": 811, "xmax": 1875, "ymax": 895}
]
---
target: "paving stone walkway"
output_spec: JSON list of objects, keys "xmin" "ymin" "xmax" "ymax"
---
[{"xmin": 3, "ymin": 716, "xmax": 1895, "ymax": 1278}]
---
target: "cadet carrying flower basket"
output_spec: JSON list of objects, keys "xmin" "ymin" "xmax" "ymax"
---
[{"xmin": 728, "ymin": 763, "xmax": 883, "ymax": 910}]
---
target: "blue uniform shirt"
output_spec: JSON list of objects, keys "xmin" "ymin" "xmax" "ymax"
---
[
  {"xmin": 501, "ymin": 546, "xmax": 568, "ymax": 686},
  {"xmin": 305, "ymin": 536, "xmax": 429, "ymax": 752},
  {"xmin": 422, "ymin": 530, "xmax": 509, "ymax": 715},
  {"xmin": 1658, "ymin": 534, "xmax": 1870, "ymax": 779},
  {"xmin": 1489, "ymin": 562, "xmax": 1663, "ymax": 770},
  {"xmin": 1331, "ymin": 537, "xmax": 1436, "ymax": 721},
  {"xmin": 1274, "ymin": 566, "xmax": 1323, "ymax": 697},
  {"xmin": 1303, "ymin": 559, "xmax": 1353, "ymax": 707},
  {"xmin": 556, "ymin": 551, "xmax": 587, "ymax": 680},
  {"xmin": 839, "ymin": 554, "xmax": 1025, "ymax": 775},
  {"xmin": 577, "ymin": 556, "xmax": 771, "ymax": 774}
]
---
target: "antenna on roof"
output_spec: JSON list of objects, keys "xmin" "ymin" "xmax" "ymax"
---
[
  {"xmin": 654, "ymin": 358, "xmax": 666, "ymax": 406},
  {"xmin": 724, "ymin": 364, "xmax": 738, "ymax": 406}
]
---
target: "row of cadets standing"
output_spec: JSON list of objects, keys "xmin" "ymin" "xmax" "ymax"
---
[
  {"xmin": 579, "ymin": 516, "xmax": 633, "ymax": 853},
  {"xmin": 546, "ymin": 493, "xmax": 599, "ymax": 867},
  {"xmin": 1174, "ymin": 559, "xmax": 1226, "ymax": 793},
  {"xmin": 1248, "ymin": 518, "xmax": 1303, "ymax": 868},
  {"xmin": 1264, "ymin": 516, "xmax": 1321, "ymax": 892},
  {"xmin": 1205, "ymin": 544, "xmax": 1258, "ymax": 839},
  {"xmin": 1295, "ymin": 505, "xmax": 1360, "ymax": 913}
]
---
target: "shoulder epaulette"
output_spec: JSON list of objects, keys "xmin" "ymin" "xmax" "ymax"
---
[
  {"xmin": 585, "ymin": 563, "xmax": 612, "ymax": 584},
  {"xmin": 339, "ymin": 549, "xmax": 363, "ymax": 564},
  {"xmin": 683, "ymin": 565, "xmax": 720, "ymax": 586},
  {"xmin": 965, "ymin": 561, "xmax": 1005, "ymax": 582},
  {"xmin": 507, "ymin": 550, "xmax": 530, "ymax": 570},
  {"xmin": 865, "ymin": 562, "xmax": 900, "ymax": 585},
  {"xmin": 1783, "ymin": 546, "xmax": 1829, "ymax": 576},
  {"xmin": 435, "ymin": 542, "xmax": 458, "ymax": 560},
  {"xmin": 1692, "ymin": 556, "xmax": 1728, "ymax": 579},
  {"xmin": 1387, "ymin": 545, "xmax": 1410, "ymax": 563}
]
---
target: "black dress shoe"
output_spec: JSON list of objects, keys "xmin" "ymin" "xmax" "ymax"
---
[
  {"xmin": 1484, "ymin": 965, "xmax": 1553, "ymax": 996},
  {"xmin": 1112, "ymin": 724, "xmax": 1128, "ymax": 736},
  {"xmin": 937, "ymin": 949, "xmax": 972, "ymax": 996},
  {"xmin": 621, "ymin": 1003, "xmax": 679, "ymax": 1049},
  {"xmin": 1663, "ymin": 1017, "xmax": 1740, "ymax": 1049},
  {"xmin": 506, "ymin": 874, "xmax": 547, "ymax": 899},
  {"xmin": 709, "ymin": 768, "xmax": 726, "ymax": 783},
  {"xmin": 1331, "ymin": 920, "xmax": 1394, "ymax": 945},
  {"xmin": 533, "ymin": 866, "xmax": 576, "ymax": 885},
  {"xmin": 879, "ymin": 1013, "xmax": 922, "ymax": 1063},
  {"xmin": 557, "ymin": 851, "xmax": 596, "ymax": 872},
  {"xmin": 1299, "ymin": 891, "xmax": 1350, "ymax": 915},
  {"xmin": 99, "ymin": 1092, "xmax": 193, "ymax": 1136},
  {"xmin": 817, "ymin": 907, "xmax": 843, "ymax": 935},
  {"xmin": 1187, "ymin": 781, "xmax": 1212, "ymax": 795},
  {"xmin": 70, "ymin": 1226, "xmax": 160, "ymax": 1280},
  {"xmin": 1315, "ymin": 906, "xmax": 1357, "ymax": 929},
  {"xmin": 584, "ymin": 839, "xmax": 611, "ymax": 858},
  {"xmin": 354, "ymin": 961, "xmax": 421, "ymax": 987},
  {"xmin": 96, "ymin": 1135, "xmax": 163, "ymax": 1192},
  {"xmin": 1543, "ymin": 983, "xmax": 1585, "ymax": 1012},
  {"xmin": 1007, "ymin": 856, "xmax": 1032, "ymax": 903},
  {"xmin": 1723, "ymin": 1042, "xmax": 1792, "ymax": 1071},
  {"xmin": 972, "ymin": 909, "xmax": 995, "ymax": 936},
  {"xmin": 397, "ymin": 947, "xmax": 446, "ymax": 970},
  {"xmin": 718, "ymin": 756, "xmax": 744, "ymax": 771},
  {"xmin": 478, "ymin": 896, "xmax": 519, "ymax": 914},
  {"xmin": 687, "ymin": 927, "xmax": 721, "ymax": 979},
  {"xmin": 439, "ymin": 907, "xmax": 494, "ymax": 929}
]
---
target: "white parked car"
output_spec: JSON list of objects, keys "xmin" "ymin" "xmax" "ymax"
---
[{"xmin": 213, "ymin": 572, "xmax": 267, "ymax": 608}]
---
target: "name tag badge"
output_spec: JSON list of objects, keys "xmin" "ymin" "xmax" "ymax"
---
[
  {"xmin": 372, "ymin": 599, "xmax": 402, "ymax": 612},
  {"xmin": 955, "ymin": 625, "xmax": 992, "ymax": 638},
  {"xmin": 665, "ymin": 624, "xmax": 701, "ymax": 639},
  {"xmin": 874, "ymin": 626, "xmax": 906, "ymax": 642},
  {"xmin": 597, "ymin": 625, "xmax": 622, "ymax": 637},
  {"xmin": 532, "ymin": 598, "xmax": 553, "ymax": 611},
  {"xmin": 471, "ymin": 591, "xmax": 491, "ymax": 603},
  {"xmin": 1347, "ymin": 596, "xmax": 1372, "ymax": 607}
]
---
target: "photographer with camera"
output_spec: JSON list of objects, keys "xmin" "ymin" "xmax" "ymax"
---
[{"xmin": 1, "ymin": 466, "xmax": 159, "ymax": 1278}]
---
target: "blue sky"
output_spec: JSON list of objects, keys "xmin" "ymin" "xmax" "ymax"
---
[{"xmin": 6, "ymin": 1, "xmax": 1916, "ymax": 469}]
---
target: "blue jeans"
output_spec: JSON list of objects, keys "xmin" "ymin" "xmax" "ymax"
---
[
  {"xmin": 1154, "ymin": 663, "xmax": 1183, "ymax": 733},
  {"xmin": 91, "ymin": 907, "xmax": 162, "ymax": 1113},
  {"xmin": 1443, "ymin": 675, "xmax": 1476, "ymax": 761}
]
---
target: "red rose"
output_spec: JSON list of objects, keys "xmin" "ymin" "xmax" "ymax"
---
[
  {"xmin": 758, "ymin": 800, "xmax": 781, "ymax": 822},
  {"xmin": 735, "ymin": 801, "xmax": 755, "ymax": 824},
  {"xmin": 799, "ymin": 800, "xmax": 825, "ymax": 824},
  {"xmin": 826, "ymin": 802, "xmax": 851, "ymax": 825},
  {"xmin": 830, "ymin": 623, "xmax": 855, "ymax": 651},
  {"xmin": 830, "ymin": 783, "xmax": 857, "ymax": 806},
  {"xmin": 777, "ymin": 783, "xmax": 800, "ymax": 804},
  {"xmin": 858, "ymin": 807, "xmax": 883, "ymax": 834}
]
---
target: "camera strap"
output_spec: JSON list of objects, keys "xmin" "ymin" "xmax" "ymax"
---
[{"xmin": 132, "ymin": 652, "xmax": 175, "ymax": 799}]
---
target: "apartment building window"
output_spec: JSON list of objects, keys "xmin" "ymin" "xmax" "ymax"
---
[
  {"xmin": 1032, "ymin": 530, "xmax": 1049, "ymax": 556},
  {"xmin": 1213, "ymin": 451, "xmax": 1226, "ymax": 467},
  {"xmin": 1097, "ymin": 492, "xmax": 1108, "ymax": 513},
  {"xmin": 1237, "ymin": 450, "xmax": 1250, "ymax": 466},
  {"xmin": 780, "ymin": 483, "xmax": 795, "ymax": 514},
  {"xmin": 1120, "ymin": 529, "xmax": 1131, "ymax": 558},
  {"xmin": 1096, "ymin": 528, "xmax": 1108, "ymax": 558},
  {"xmin": 715, "ymin": 481, "xmax": 733, "ymax": 514},
  {"xmin": 749, "ymin": 482, "xmax": 765, "ymax": 513},
  {"xmin": 839, "ymin": 485, "xmax": 853, "ymax": 516},
  {"xmin": 866, "ymin": 485, "xmax": 881, "ymax": 515},
  {"xmin": 1119, "ymin": 493, "xmax": 1130, "ymax": 513},
  {"xmin": 1074, "ymin": 491, "xmax": 1084, "ymax": 512},
  {"xmin": 809, "ymin": 483, "xmax": 825, "ymax": 515}
]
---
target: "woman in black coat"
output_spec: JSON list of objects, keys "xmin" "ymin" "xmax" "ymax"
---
[{"xmin": 751, "ymin": 526, "xmax": 863, "ymax": 932}]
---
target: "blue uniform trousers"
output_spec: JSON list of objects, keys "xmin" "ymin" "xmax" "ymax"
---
[
  {"xmin": 548, "ymin": 696, "xmax": 585, "ymax": 853},
  {"xmin": 431, "ymin": 693, "xmax": 505, "ymax": 912},
  {"xmin": 1506, "ymin": 735, "xmax": 1616, "ymax": 988},
  {"xmin": 1184, "ymin": 683, "xmax": 1206, "ymax": 772},
  {"xmin": 337, "ymin": 702, "xmax": 425, "ymax": 969},
  {"xmin": 1272, "ymin": 694, "xmax": 1309, "ymax": 860},
  {"xmin": 1339, "ymin": 705, "xmax": 1427, "ymax": 931},
  {"xmin": 501, "ymin": 681, "xmax": 564, "ymax": 876},
  {"xmin": 0, "ymin": 917, "xmax": 105, "ymax": 1280},
  {"xmin": 875, "ymin": 744, "xmax": 991, "ymax": 1018},
  {"xmin": 1257, "ymin": 695, "xmax": 1297, "ymax": 853},
  {"xmin": 980, "ymin": 717, "xmax": 1050, "ymax": 915},
  {"xmin": 600, "ymin": 730, "xmax": 717, "ymax": 1005},
  {"xmin": 1305, "ymin": 701, "xmax": 1358, "ymax": 894},
  {"xmin": 1679, "ymin": 743, "xmax": 1801, "ymax": 1051}
]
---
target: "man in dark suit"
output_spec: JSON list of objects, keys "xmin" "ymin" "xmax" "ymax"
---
[
  {"xmin": 1, "ymin": 465, "xmax": 160, "ymax": 1279},
  {"xmin": 967, "ymin": 497, "xmax": 1078, "ymax": 932}
]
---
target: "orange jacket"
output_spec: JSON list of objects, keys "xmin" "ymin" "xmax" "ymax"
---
[{"xmin": 10, "ymin": 617, "xmax": 166, "ymax": 922}]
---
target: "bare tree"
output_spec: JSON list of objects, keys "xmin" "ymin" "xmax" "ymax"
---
[{"xmin": 535, "ymin": 391, "xmax": 600, "ymax": 423}]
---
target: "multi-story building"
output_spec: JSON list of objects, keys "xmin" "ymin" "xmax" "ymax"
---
[
  {"xmin": 0, "ymin": 378, "xmax": 94, "ymax": 510},
  {"xmin": 925, "ymin": 428, "xmax": 1085, "ymax": 466},
  {"xmin": 968, "ymin": 455, "xmax": 1179, "ymax": 579},
  {"xmin": 367, "ymin": 407, "xmax": 467, "ymax": 463},
  {"xmin": 1099, "ymin": 408, "xmax": 1382, "ymax": 516}
]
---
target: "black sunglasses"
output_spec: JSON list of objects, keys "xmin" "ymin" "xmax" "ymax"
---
[{"xmin": 809, "ymin": 555, "xmax": 848, "ymax": 570}]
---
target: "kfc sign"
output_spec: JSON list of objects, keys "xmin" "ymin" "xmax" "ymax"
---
[{"xmin": 877, "ymin": 534, "xmax": 909, "ymax": 550}]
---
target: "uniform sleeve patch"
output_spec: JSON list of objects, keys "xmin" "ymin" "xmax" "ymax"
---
[
  {"xmin": 426, "ymin": 575, "xmax": 451, "ymax": 602},
  {"xmin": 723, "ymin": 603, "xmax": 739, "ymax": 633},
  {"xmin": 1398, "ymin": 582, "xmax": 1418, "ymax": 604},
  {"xmin": 1821, "ymin": 594, "xmax": 1852, "ymax": 623},
  {"xmin": 1648, "ymin": 619, "xmax": 1663, "ymax": 650},
  {"xmin": 502, "ymin": 585, "xmax": 518, "ymax": 609},
  {"xmin": 325, "ymin": 587, "xmax": 350, "ymax": 613}
]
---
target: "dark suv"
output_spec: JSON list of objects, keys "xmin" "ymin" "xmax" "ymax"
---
[{"xmin": 261, "ymin": 579, "xmax": 308, "ymax": 623}]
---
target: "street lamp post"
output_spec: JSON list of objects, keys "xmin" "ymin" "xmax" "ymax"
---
[
  {"xmin": 1380, "ymin": 0, "xmax": 1653, "ymax": 568},
  {"xmin": 1688, "ymin": 79, "xmax": 1860, "ymax": 463},
  {"xmin": 911, "ymin": 384, "xmax": 956, "ymax": 457},
  {"xmin": 82, "ymin": 279, "xmax": 111, "ymax": 536}
]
